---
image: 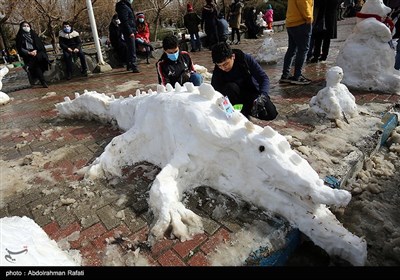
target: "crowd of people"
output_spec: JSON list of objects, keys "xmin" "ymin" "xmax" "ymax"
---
[{"xmin": 3, "ymin": 0, "xmax": 399, "ymax": 120}]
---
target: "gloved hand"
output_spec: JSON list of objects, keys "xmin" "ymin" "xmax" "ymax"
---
[{"xmin": 251, "ymin": 95, "xmax": 268, "ymax": 118}]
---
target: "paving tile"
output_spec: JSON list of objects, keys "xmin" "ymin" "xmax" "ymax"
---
[
  {"xmin": 123, "ymin": 208, "xmax": 147, "ymax": 233},
  {"xmin": 70, "ymin": 222, "xmax": 107, "ymax": 249},
  {"xmin": 157, "ymin": 249, "xmax": 186, "ymax": 266},
  {"xmin": 91, "ymin": 224, "xmax": 131, "ymax": 251},
  {"xmin": 187, "ymin": 251, "xmax": 210, "ymax": 266},
  {"xmin": 150, "ymin": 238, "xmax": 177, "ymax": 258},
  {"xmin": 201, "ymin": 217, "xmax": 220, "ymax": 235},
  {"xmin": 8, "ymin": 205, "xmax": 32, "ymax": 219},
  {"xmin": 172, "ymin": 233, "xmax": 208, "ymax": 258},
  {"xmin": 43, "ymin": 221, "xmax": 60, "ymax": 239},
  {"xmin": 0, "ymin": 207, "xmax": 9, "ymax": 218},
  {"xmin": 51, "ymin": 221, "xmax": 81, "ymax": 241},
  {"xmin": 200, "ymin": 228, "xmax": 231, "ymax": 255},
  {"xmin": 8, "ymin": 191, "xmax": 42, "ymax": 211},
  {"xmin": 52, "ymin": 205, "xmax": 78, "ymax": 228},
  {"xmin": 96, "ymin": 205, "xmax": 120, "ymax": 230},
  {"xmin": 79, "ymin": 243, "xmax": 103, "ymax": 266}
]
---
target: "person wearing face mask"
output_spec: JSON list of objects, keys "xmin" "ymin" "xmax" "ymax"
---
[
  {"xmin": 135, "ymin": 12, "xmax": 154, "ymax": 64},
  {"xmin": 59, "ymin": 21, "xmax": 88, "ymax": 80},
  {"xmin": 156, "ymin": 35, "xmax": 202, "ymax": 86},
  {"xmin": 116, "ymin": 0, "xmax": 140, "ymax": 73},
  {"xmin": 109, "ymin": 14, "xmax": 127, "ymax": 65},
  {"xmin": 16, "ymin": 21, "xmax": 50, "ymax": 88}
]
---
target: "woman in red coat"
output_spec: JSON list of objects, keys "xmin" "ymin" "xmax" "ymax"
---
[{"xmin": 135, "ymin": 12, "xmax": 153, "ymax": 63}]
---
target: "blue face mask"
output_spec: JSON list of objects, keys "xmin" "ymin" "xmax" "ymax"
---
[
  {"xmin": 138, "ymin": 18, "xmax": 144, "ymax": 23},
  {"xmin": 167, "ymin": 50, "xmax": 179, "ymax": 61},
  {"xmin": 64, "ymin": 27, "xmax": 71, "ymax": 33}
]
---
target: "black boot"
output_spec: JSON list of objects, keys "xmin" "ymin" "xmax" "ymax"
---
[
  {"xmin": 41, "ymin": 80, "xmax": 49, "ymax": 88},
  {"xmin": 131, "ymin": 66, "xmax": 140, "ymax": 73}
]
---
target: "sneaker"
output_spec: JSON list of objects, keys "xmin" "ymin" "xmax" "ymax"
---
[
  {"xmin": 288, "ymin": 75, "xmax": 312, "ymax": 85},
  {"xmin": 279, "ymin": 75, "xmax": 293, "ymax": 83}
]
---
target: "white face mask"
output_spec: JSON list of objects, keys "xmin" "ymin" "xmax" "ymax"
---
[
  {"xmin": 22, "ymin": 26, "xmax": 30, "ymax": 33},
  {"xmin": 115, "ymin": 19, "xmax": 121, "ymax": 25},
  {"xmin": 128, "ymin": 0, "xmax": 133, "ymax": 4}
]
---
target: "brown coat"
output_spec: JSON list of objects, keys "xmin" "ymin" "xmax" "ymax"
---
[{"xmin": 228, "ymin": 1, "xmax": 244, "ymax": 29}]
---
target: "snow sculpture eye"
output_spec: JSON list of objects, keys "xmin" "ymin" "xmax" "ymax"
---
[{"xmin": 259, "ymin": 145, "xmax": 265, "ymax": 152}]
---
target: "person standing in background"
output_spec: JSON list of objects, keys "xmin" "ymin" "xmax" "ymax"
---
[
  {"xmin": 116, "ymin": 0, "xmax": 140, "ymax": 73},
  {"xmin": 16, "ymin": 21, "xmax": 50, "ymax": 88},
  {"xmin": 337, "ymin": 1, "xmax": 345, "ymax": 20},
  {"xmin": 391, "ymin": 5, "xmax": 400, "ymax": 70},
  {"xmin": 244, "ymin": 6, "xmax": 260, "ymax": 39},
  {"xmin": 279, "ymin": 0, "xmax": 313, "ymax": 85},
  {"xmin": 263, "ymin": 4, "xmax": 274, "ymax": 30},
  {"xmin": 201, "ymin": 0, "xmax": 219, "ymax": 50},
  {"xmin": 184, "ymin": 3, "xmax": 202, "ymax": 52},
  {"xmin": 312, "ymin": 0, "xmax": 339, "ymax": 62},
  {"xmin": 228, "ymin": 0, "xmax": 244, "ymax": 45}
]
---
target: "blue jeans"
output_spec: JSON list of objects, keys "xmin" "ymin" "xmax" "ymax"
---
[
  {"xmin": 282, "ymin": 23, "xmax": 312, "ymax": 78},
  {"xmin": 189, "ymin": 72, "xmax": 203, "ymax": 86},
  {"xmin": 189, "ymin": 32, "xmax": 201, "ymax": 51},
  {"xmin": 395, "ymin": 39, "xmax": 400, "ymax": 71}
]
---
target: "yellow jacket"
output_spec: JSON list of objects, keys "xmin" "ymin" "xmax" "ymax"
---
[{"xmin": 285, "ymin": 0, "xmax": 313, "ymax": 28}]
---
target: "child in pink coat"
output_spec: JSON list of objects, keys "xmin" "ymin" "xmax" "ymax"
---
[{"xmin": 263, "ymin": 4, "xmax": 274, "ymax": 30}]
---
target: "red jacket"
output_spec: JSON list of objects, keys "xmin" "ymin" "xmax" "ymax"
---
[{"xmin": 136, "ymin": 22, "xmax": 150, "ymax": 43}]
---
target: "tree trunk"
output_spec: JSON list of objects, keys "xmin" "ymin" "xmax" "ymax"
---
[
  {"xmin": 0, "ymin": 24, "xmax": 9, "ymax": 50},
  {"xmin": 153, "ymin": 9, "xmax": 162, "ymax": 42},
  {"xmin": 50, "ymin": 31, "xmax": 58, "ymax": 54}
]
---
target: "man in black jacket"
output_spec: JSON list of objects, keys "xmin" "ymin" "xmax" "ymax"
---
[
  {"xmin": 116, "ymin": 0, "xmax": 140, "ymax": 73},
  {"xmin": 211, "ymin": 42, "xmax": 277, "ymax": 121},
  {"xmin": 59, "ymin": 21, "xmax": 88, "ymax": 80}
]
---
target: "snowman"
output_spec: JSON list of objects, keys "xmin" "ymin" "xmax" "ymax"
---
[
  {"xmin": 309, "ymin": 66, "xmax": 358, "ymax": 120},
  {"xmin": 336, "ymin": 0, "xmax": 400, "ymax": 94}
]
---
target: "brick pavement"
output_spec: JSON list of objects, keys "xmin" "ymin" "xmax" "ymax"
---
[{"xmin": 1, "ymin": 17, "xmax": 399, "ymax": 267}]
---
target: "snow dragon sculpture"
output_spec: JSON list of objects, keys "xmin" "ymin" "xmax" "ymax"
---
[{"xmin": 55, "ymin": 82, "xmax": 367, "ymax": 266}]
